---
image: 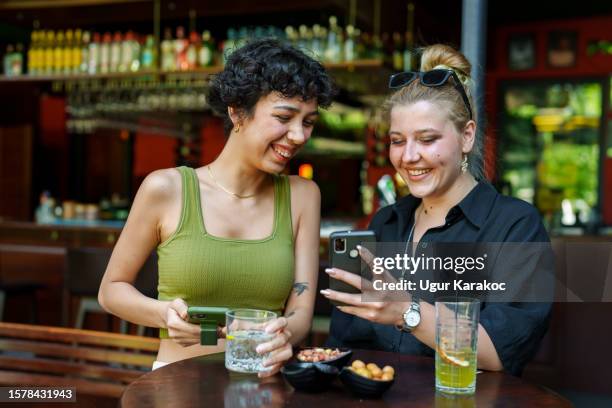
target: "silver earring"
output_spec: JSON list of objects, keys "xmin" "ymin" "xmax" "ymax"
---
[{"xmin": 461, "ymin": 155, "xmax": 468, "ymax": 174}]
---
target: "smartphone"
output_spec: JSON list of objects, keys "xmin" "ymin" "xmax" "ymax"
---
[
  {"xmin": 328, "ymin": 230, "xmax": 376, "ymax": 307},
  {"xmin": 187, "ymin": 306, "xmax": 229, "ymax": 345}
]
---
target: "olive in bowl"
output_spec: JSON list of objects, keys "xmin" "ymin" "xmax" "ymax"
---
[
  {"xmin": 280, "ymin": 361, "xmax": 339, "ymax": 393},
  {"xmin": 339, "ymin": 360, "xmax": 395, "ymax": 398}
]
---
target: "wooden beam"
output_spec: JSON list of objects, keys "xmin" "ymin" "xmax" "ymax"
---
[
  {"xmin": 0, "ymin": 322, "xmax": 159, "ymax": 351},
  {"xmin": 0, "ymin": 0, "xmax": 151, "ymax": 9}
]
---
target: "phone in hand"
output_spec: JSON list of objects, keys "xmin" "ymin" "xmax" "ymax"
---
[
  {"xmin": 328, "ymin": 230, "xmax": 376, "ymax": 307},
  {"xmin": 187, "ymin": 306, "xmax": 229, "ymax": 345}
]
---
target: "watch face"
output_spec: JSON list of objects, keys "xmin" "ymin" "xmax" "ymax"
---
[{"xmin": 406, "ymin": 311, "xmax": 420, "ymax": 327}]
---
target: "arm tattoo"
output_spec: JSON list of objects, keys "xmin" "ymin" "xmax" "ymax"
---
[
  {"xmin": 293, "ymin": 282, "xmax": 309, "ymax": 296},
  {"xmin": 285, "ymin": 311, "xmax": 296, "ymax": 318}
]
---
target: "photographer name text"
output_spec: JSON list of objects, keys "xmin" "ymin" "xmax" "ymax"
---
[{"xmin": 373, "ymin": 279, "xmax": 506, "ymax": 293}]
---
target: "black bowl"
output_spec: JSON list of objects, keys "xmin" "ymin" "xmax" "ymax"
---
[
  {"xmin": 280, "ymin": 362, "xmax": 339, "ymax": 392},
  {"xmin": 295, "ymin": 348, "xmax": 353, "ymax": 369},
  {"xmin": 339, "ymin": 367, "xmax": 395, "ymax": 398}
]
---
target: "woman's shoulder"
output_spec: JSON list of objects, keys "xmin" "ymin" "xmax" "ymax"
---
[
  {"xmin": 136, "ymin": 167, "xmax": 182, "ymax": 202},
  {"xmin": 486, "ymin": 187, "xmax": 548, "ymax": 241},
  {"xmin": 491, "ymin": 189, "xmax": 541, "ymax": 222},
  {"xmin": 287, "ymin": 175, "xmax": 321, "ymax": 199}
]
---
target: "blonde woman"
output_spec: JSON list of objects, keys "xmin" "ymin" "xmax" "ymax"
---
[{"xmin": 323, "ymin": 44, "xmax": 551, "ymax": 377}]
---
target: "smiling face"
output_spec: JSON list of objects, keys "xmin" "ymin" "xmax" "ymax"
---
[
  {"xmin": 388, "ymin": 100, "xmax": 474, "ymax": 199},
  {"xmin": 230, "ymin": 92, "xmax": 319, "ymax": 174}
]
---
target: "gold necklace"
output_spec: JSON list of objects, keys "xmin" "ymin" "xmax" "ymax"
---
[{"xmin": 207, "ymin": 165, "xmax": 258, "ymax": 199}]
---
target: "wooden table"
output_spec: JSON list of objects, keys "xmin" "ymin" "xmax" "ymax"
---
[{"xmin": 120, "ymin": 350, "xmax": 571, "ymax": 407}]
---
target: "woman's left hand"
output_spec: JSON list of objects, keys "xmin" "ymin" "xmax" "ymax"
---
[
  {"xmin": 255, "ymin": 317, "xmax": 293, "ymax": 378},
  {"xmin": 320, "ymin": 246, "xmax": 411, "ymax": 326}
]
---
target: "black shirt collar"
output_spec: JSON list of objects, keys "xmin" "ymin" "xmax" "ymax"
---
[
  {"xmin": 456, "ymin": 181, "xmax": 497, "ymax": 228},
  {"xmin": 387, "ymin": 181, "xmax": 498, "ymax": 229}
]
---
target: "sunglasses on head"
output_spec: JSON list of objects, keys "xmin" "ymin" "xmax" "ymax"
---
[{"xmin": 388, "ymin": 69, "xmax": 473, "ymax": 120}]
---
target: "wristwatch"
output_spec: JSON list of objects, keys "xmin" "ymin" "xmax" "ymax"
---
[{"xmin": 400, "ymin": 299, "xmax": 421, "ymax": 332}]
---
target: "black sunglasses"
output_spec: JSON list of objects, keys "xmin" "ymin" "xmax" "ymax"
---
[{"xmin": 388, "ymin": 69, "xmax": 473, "ymax": 120}]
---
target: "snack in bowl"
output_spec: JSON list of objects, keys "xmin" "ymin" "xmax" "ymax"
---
[
  {"xmin": 297, "ymin": 348, "xmax": 345, "ymax": 363},
  {"xmin": 340, "ymin": 360, "xmax": 396, "ymax": 398},
  {"xmin": 348, "ymin": 360, "xmax": 395, "ymax": 381},
  {"xmin": 295, "ymin": 347, "xmax": 352, "ymax": 368}
]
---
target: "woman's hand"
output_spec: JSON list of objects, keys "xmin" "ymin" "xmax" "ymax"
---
[
  {"xmin": 255, "ymin": 317, "xmax": 293, "ymax": 378},
  {"xmin": 320, "ymin": 246, "xmax": 411, "ymax": 326},
  {"xmin": 164, "ymin": 298, "xmax": 201, "ymax": 347}
]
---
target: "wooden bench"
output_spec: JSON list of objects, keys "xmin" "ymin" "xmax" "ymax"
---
[{"xmin": 0, "ymin": 322, "xmax": 159, "ymax": 398}]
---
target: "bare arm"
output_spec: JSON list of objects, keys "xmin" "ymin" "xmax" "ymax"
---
[
  {"xmin": 283, "ymin": 177, "xmax": 321, "ymax": 345},
  {"xmin": 98, "ymin": 169, "xmax": 175, "ymax": 330}
]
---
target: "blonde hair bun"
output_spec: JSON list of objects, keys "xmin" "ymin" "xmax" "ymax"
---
[{"xmin": 419, "ymin": 44, "xmax": 472, "ymax": 85}]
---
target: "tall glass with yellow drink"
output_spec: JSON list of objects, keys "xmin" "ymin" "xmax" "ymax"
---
[{"xmin": 435, "ymin": 297, "xmax": 480, "ymax": 395}]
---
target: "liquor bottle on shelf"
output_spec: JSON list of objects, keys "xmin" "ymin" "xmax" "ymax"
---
[
  {"xmin": 80, "ymin": 31, "xmax": 90, "ymax": 74},
  {"xmin": 88, "ymin": 32, "xmax": 100, "ymax": 74},
  {"xmin": 3, "ymin": 45, "xmax": 13, "ymax": 75},
  {"xmin": 198, "ymin": 30, "xmax": 214, "ymax": 67},
  {"xmin": 297, "ymin": 25, "xmax": 309, "ymax": 51},
  {"xmin": 186, "ymin": 30, "xmax": 199, "ymax": 70},
  {"xmin": 222, "ymin": 28, "xmax": 237, "ymax": 64},
  {"xmin": 110, "ymin": 31, "xmax": 122, "ymax": 73},
  {"xmin": 15, "ymin": 44, "xmax": 24, "ymax": 75},
  {"xmin": 4, "ymin": 44, "xmax": 23, "ymax": 76},
  {"xmin": 99, "ymin": 32, "xmax": 111, "ymax": 73},
  {"xmin": 40, "ymin": 30, "xmax": 55, "ymax": 74},
  {"xmin": 174, "ymin": 26, "xmax": 189, "ymax": 71},
  {"xmin": 161, "ymin": 28, "xmax": 175, "ymax": 71},
  {"xmin": 130, "ymin": 31, "xmax": 141, "ymax": 72},
  {"xmin": 311, "ymin": 24, "xmax": 324, "ymax": 60},
  {"xmin": 344, "ymin": 25, "xmax": 356, "ymax": 62},
  {"xmin": 118, "ymin": 31, "xmax": 130, "ymax": 72},
  {"xmin": 325, "ymin": 16, "xmax": 342, "ymax": 63},
  {"xmin": 119, "ymin": 30, "xmax": 138, "ymax": 72},
  {"xmin": 53, "ymin": 30, "xmax": 64, "ymax": 73},
  {"xmin": 285, "ymin": 26, "xmax": 298, "ymax": 48},
  {"xmin": 72, "ymin": 29, "xmax": 83, "ymax": 74},
  {"xmin": 63, "ymin": 29, "xmax": 73, "ymax": 74},
  {"xmin": 141, "ymin": 34, "xmax": 157, "ymax": 70},
  {"xmin": 27, "ymin": 31, "xmax": 39, "ymax": 75}
]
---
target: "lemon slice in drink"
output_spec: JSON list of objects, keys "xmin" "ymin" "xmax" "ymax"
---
[{"xmin": 437, "ymin": 347, "xmax": 470, "ymax": 367}]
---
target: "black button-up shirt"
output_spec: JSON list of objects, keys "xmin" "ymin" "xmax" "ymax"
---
[{"xmin": 327, "ymin": 181, "xmax": 552, "ymax": 376}]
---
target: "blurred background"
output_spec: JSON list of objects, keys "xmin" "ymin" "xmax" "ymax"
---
[{"xmin": 0, "ymin": 0, "xmax": 611, "ymax": 406}]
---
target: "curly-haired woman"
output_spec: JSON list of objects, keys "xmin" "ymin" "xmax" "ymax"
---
[{"xmin": 98, "ymin": 39, "xmax": 336, "ymax": 375}]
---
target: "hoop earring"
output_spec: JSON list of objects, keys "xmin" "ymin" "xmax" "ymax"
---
[{"xmin": 461, "ymin": 155, "xmax": 469, "ymax": 174}]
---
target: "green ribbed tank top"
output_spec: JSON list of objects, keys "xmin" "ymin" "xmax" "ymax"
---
[{"xmin": 157, "ymin": 166, "xmax": 295, "ymax": 339}]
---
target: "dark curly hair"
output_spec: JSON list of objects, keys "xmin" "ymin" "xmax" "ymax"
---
[{"xmin": 208, "ymin": 38, "xmax": 336, "ymax": 135}]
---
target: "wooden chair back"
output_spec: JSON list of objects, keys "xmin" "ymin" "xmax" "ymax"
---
[{"xmin": 0, "ymin": 322, "xmax": 160, "ymax": 398}]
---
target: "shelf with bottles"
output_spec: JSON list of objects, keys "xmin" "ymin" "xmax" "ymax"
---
[{"xmin": 1, "ymin": 16, "xmax": 415, "ymax": 87}]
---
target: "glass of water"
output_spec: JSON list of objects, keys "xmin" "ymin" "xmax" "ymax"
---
[{"xmin": 225, "ymin": 309, "xmax": 277, "ymax": 374}]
